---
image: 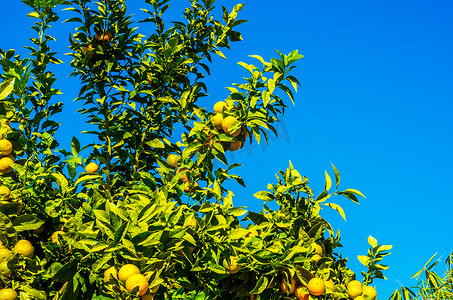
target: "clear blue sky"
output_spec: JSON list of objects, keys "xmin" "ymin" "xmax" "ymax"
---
[{"xmin": 2, "ymin": 0, "xmax": 453, "ymax": 298}]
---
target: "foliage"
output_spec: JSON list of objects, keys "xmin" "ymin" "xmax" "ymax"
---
[
  {"xmin": 0, "ymin": 0, "xmax": 399, "ymax": 299},
  {"xmin": 389, "ymin": 254, "xmax": 453, "ymax": 300}
]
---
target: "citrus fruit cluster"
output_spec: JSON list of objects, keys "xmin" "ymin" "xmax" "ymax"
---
[
  {"xmin": 210, "ymin": 101, "xmax": 249, "ymax": 152},
  {"xmin": 103, "ymin": 264, "xmax": 158, "ymax": 299}
]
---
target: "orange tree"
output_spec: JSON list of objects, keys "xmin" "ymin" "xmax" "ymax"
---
[{"xmin": 0, "ymin": 0, "xmax": 392, "ymax": 299}]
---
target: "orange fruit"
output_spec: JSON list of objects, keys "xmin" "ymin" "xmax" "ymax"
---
[
  {"xmin": 0, "ymin": 186, "xmax": 10, "ymax": 200},
  {"xmin": 362, "ymin": 286, "xmax": 377, "ymax": 300},
  {"xmin": 0, "ymin": 156, "xmax": 14, "ymax": 174},
  {"xmin": 150, "ymin": 284, "xmax": 159, "ymax": 293},
  {"xmin": 85, "ymin": 162, "xmax": 99, "ymax": 173},
  {"xmin": 210, "ymin": 113, "xmax": 224, "ymax": 130},
  {"xmin": 281, "ymin": 277, "xmax": 296, "ymax": 294},
  {"xmin": 32, "ymin": 224, "xmax": 45, "ymax": 234},
  {"xmin": 176, "ymin": 167, "xmax": 189, "ymax": 182},
  {"xmin": 125, "ymin": 273, "xmax": 149, "ymax": 296},
  {"xmin": 347, "ymin": 280, "xmax": 363, "ymax": 299},
  {"xmin": 104, "ymin": 266, "xmax": 118, "ymax": 282},
  {"xmin": 0, "ymin": 261, "xmax": 12, "ymax": 277},
  {"xmin": 213, "ymin": 101, "xmax": 227, "ymax": 113},
  {"xmin": 222, "ymin": 116, "xmax": 241, "ymax": 137},
  {"xmin": 0, "ymin": 288, "xmax": 17, "ymax": 300},
  {"xmin": 118, "ymin": 264, "xmax": 141, "ymax": 283},
  {"xmin": 141, "ymin": 293, "xmax": 154, "ymax": 300},
  {"xmin": 222, "ymin": 256, "xmax": 240, "ymax": 274},
  {"xmin": 103, "ymin": 32, "xmax": 112, "ymax": 41},
  {"xmin": 354, "ymin": 297, "xmax": 365, "ymax": 300},
  {"xmin": 242, "ymin": 125, "xmax": 249, "ymax": 138},
  {"xmin": 0, "ymin": 140, "xmax": 12, "ymax": 156},
  {"xmin": 166, "ymin": 154, "xmax": 179, "ymax": 168},
  {"xmin": 228, "ymin": 140, "xmax": 242, "ymax": 151},
  {"xmin": 186, "ymin": 217, "xmax": 197, "ymax": 228},
  {"xmin": 183, "ymin": 181, "xmax": 198, "ymax": 193},
  {"xmin": 325, "ymin": 279, "xmax": 334, "ymax": 292},
  {"xmin": 0, "ymin": 249, "xmax": 13, "ymax": 263},
  {"xmin": 51, "ymin": 231, "xmax": 65, "ymax": 245},
  {"xmin": 82, "ymin": 44, "xmax": 94, "ymax": 56},
  {"xmin": 13, "ymin": 240, "xmax": 34, "ymax": 258},
  {"xmin": 307, "ymin": 278, "xmax": 325, "ymax": 296},
  {"xmin": 295, "ymin": 286, "xmax": 309, "ymax": 300},
  {"xmin": 312, "ymin": 243, "xmax": 323, "ymax": 256}
]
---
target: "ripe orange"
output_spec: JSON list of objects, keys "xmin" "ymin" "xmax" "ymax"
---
[
  {"xmin": 0, "ymin": 186, "xmax": 10, "ymax": 200},
  {"xmin": 82, "ymin": 44, "xmax": 94, "ymax": 56},
  {"xmin": 104, "ymin": 266, "xmax": 118, "ymax": 282},
  {"xmin": 125, "ymin": 273, "xmax": 149, "ymax": 296},
  {"xmin": 118, "ymin": 264, "xmax": 141, "ymax": 283},
  {"xmin": 150, "ymin": 284, "xmax": 159, "ymax": 293},
  {"xmin": 103, "ymin": 32, "xmax": 112, "ymax": 41},
  {"xmin": 0, "ymin": 249, "xmax": 13, "ymax": 263},
  {"xmin": 362, "ymin": 286, "xmax": 377, "ymax": 300},
  {"xmin": 183, "ymin": 181, "xmax": 198, "ymax": 193},
  {"xmin": 186, "ymin": 217, "xmax": 197, "ymax": 228},
  {"xmin": 280, "ymin": 277, "xmax": 296, "ymax": 294},
  {"xmin": 0, "ymin": 140, "xmax": 12, "ymax": 156},
  {"xmin": 325, "ymin": 279, "xmax": 334, "ymax": 292},
  {"xmin": 13, "ymin": 240, "xmax": 34, "ymax": 258},
  {"xmin": 210, "ymin": 113, "xmax": 224, "ymax": 130},
  {"xmin": 141, "ymin": 293, "xmax": 154, "ymax": 300},
  {"xmin": 0, "ymin": 288, "xmax": 17, "ymax": 300},
  {"xmin": 213, "ymin": 101, "xmax": 227, "ymax": 113},
  {"xmin": 0, "ymin": 156, "xmax": 14, "ymax": 174},
  {"xmin": 312, "ymin": 243, "xmax": 323, "ymax": 256},
  {"xmin": 166, "ymin": 154, "xmax": 179, "ymax": 168},
  {"xmin": 347, "ymin": 280, "xmax": 363, "ymax": 299},
  {"xmin": 228, "ymin": 140, "xmax": 242, "ymax": 151},
  {"xmin": 85, "ymin": 162, "xmax": 99, "ymax": 173},
  {"xmin": 222, "ymin": 256, "xmax": 240, "ymax": 274},
  {"xmin": 307, "ymin": 278, "xmax": 325, "ymax": 296},
  {"xmin": 354, "ymin": 297, "xmax": 365, "ymax": 300},
  {"xmin": 295, "ymin": 286, "xmax": 309, "ymax": 300},
  {"xmin": 176, "ymin": 167, "xmax": 189, "ymax": 182},
  {"xmin": 222, "ymin": 116, "xmax": 241, "ymax": 137}
]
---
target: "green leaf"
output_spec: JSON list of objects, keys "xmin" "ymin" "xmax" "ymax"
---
[
  {"xmin": 332, "ymin": 163, "xmax": 341, "ymax": 189},
  {"xmin": 343, "ymin": 188, "xmax": 366, "ymax": 198},
  {"xmin": 27, "ymin": 12, "xmax": 40, "ymax": 19},
  {"xmin": 249, "ymin": 275, "xmax": 269, "ymax": 294},
  {"xmin": 13, "ymin": 215, "xmax": 44, "ymax": 232},
  {"xmin": 262, "ymin": 90, "xmax": 271, "ymax": 107},
  {"xmin": 0, "ymin": 78, "xmax": 15, "ymax": 100},
  {"xmin": 323, "ymin": 203, "xmax": 346, "ymax": 221},
  {"xmin": 368, "ymin": 236, "xmax": 378, "ymax": 248},
  {"xmin": 253, "ymin": 191, "xmax": 273, "ymax": 201},
  {"xmin": 0, "ymin": 211, "xmax": 17, "ymax": 246},
  {"xmin": 324, "ymin": 170, "xmax": 331, "ymax": 191},
  {"xmin": 267, "ymin": 78, "xmax": 275, "ymax": 94},
  {"xmin": 357, "ymin": 255, "xmax": 371, "ymax": 266}
]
